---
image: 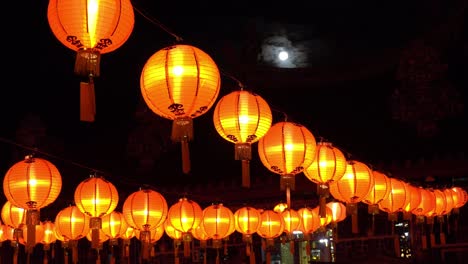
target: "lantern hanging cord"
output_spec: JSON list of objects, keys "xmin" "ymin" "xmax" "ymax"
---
[
  {"xmin": 220, "ymin": 69, "xmax": 244, "ymax": 89},
  {"xmin": 0, "ymin": 136, "xmax": 107, "ymax": 177},
  {"xmin": 132, "ymin": 5, "xmax": 183, "ymax": 42}
]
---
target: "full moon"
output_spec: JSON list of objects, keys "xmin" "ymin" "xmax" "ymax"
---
[{"xmin": 278, "ymin": 51, "xmax": 289, "ymax": 61}]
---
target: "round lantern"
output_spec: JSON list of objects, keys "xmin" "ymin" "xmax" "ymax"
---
[
  {"xmin": 304, "ymin": 141, "xmax": 347, "ymax": 217},
  {"xmin": 55, "ymin": 205, "xmax": 90, "ymax": 264},
  {"xmin": 329, "ymin": 159, "xmax": 374, "ymax": 234},
  {"xmin": 378, "ymin": 178, "xmax": 411, "ymax": 221},
  {"xmin": 257, "ymin": 209, "xmax": 284, "ymax": 264},
  {"xmin": 312, "ymin": 205, "xmax": 333, "ymax": 228},
  {"xmin": 101, "ymin": 211, "xmax": 129, "ymax": 242},
  {"xmin": 213, "ymin": 90, "xmax": 272, "ymax": 187},
  {"xmin": 326, "ymin": 201, "xmax": 347, "ymax": 224},
  {"xmin": 201, "ymin": 203, "xmax": 234, "ymax": 248},
  {"xmin": 258, "ymin": 121, "xmax": 317, "ymax": 207},
  {"xmin": 122, "ymin": 188, "xmax": 168, "ymax": 260},
  {"xmin": 74, "ymin": 174, "xmax": 119, "ymax": 248},
  {"xmin": 167, "ymin": 197, "xmax": 203, "ymax": 257},
  {"xmin": 413, "ymin": 188, "xmax": 436, "ymax": 224},
  {"xmin": 140, "ymin": 44, "xmax": 221, "ymax": 174},
  {"xmin": 297, "ymin": 206, "xmax": 320, "ymax": 237},
  {"xmin": 362, "ymin": 170, "xmax": 391, "ymax": 215},
  {"xmin": 47, "ymin": 0, "xmax": 135, "ymax": 122},
  {"xmin": 451, "ymin": 186, "xmax": 467, "ymax": 213},
  {"xmin": 3, "ymin": 155, "xmax": 62, "ymax": 250},
  {"xmin": 403, "ymin": 184, "xmax": 422, "ymax": 220},
  {"xmin": 234, "ymin": 206, "xmax": 260, "ymax": 259},
  {"xmin": 41, "ymin": 220, "xmax": 57, "ymax": 251}
]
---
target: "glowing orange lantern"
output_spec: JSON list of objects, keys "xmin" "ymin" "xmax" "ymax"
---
[
  {"xmin": 74, "ymin": 174, "xmax": 118, "ymax": 248},
  {"xmin": 41, "ymin": 220, "xmax": 57, "ymax": 252},
  {"xmin": 201, "ymin": 203, "xmax": 234, "ymax": 248},
  {"xmin": 258, "ymin": 121, "xmax": 317, "ymax": 207},
  {"xmin": 47, "ymin": 0, "xmax": 135, "ymax": 122},
  {"xmin": 257, "ymin": 209, "xmax": 284, "ymax": 243},
  {"xmin": 234, "ymin": 206, "xmax": 260, "ymax": 260},
  {"xmin": 412, "ymin": 188, "xmax": 436, "ymax": 220},
  {"xmin": 164, "ymin": 220, "xmax": 184, "ymax": 263},
  {"xmin": 167, "ymin": 197, "xmax": 203, "ymax": 257},
  {"xmin": 54, "ymin": 205, "xmax": 90, "ymax": 264},
  {"xmin": 362, "ymin": 170, "xmax": 391, "ymax": 214},
  {"xmin": 304, "ymin": 141, "xmax": 347, "ymax": 217},
  {"xmin": 3, "ymin": 155, "xmax": 62, "ymax": 251},
  {"xmin": 257, "ymin": 209, "xmax": 284, "ymax": 263},
  {"xmin": 403, "ymin": 184, "xmax": 422, "ymax": 220},
  {"xmin": 213, "ymin": 90, "xmax": 272, "ymax": 187},
  {"xmin": 451, "ymin": 186, "xmax": 467, "ymax": 213},
  {"xmin": 1, "ymin": 201, "xmax": 26, "ymax": 250},
  {"xmin": 122, "ymin": 188, "xmax": 168, "ymax": 260},
  {"xmin": 140, "ymin": 44, "xmax": 221, "ymax": 174},
  {"xmin": 378, "ymin": 178, "xmax": 411, "ymax": 221},
  {"xmin": 326, "ymin": 201, "xmax": 347, "ymax": 224},
  {"xmin": 329, "ymin": 160, "xmax": 374, "ymax": 234},
  {"xmin": 101, "ymin": 211, "xmax": 129, "ymax": 244},
  {"xmin": 297, "ymin": 206, "xmax": 320, "ymax": 236}
]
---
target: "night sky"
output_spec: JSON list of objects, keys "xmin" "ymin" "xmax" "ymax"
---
[{"xmin": 1, "ymin": 1, "xmax": 467, "ymax": 212}]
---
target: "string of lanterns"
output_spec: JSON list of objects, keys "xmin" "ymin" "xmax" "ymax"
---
[{"xmin": 1, "ymin": 0, "xmax": 467, "ymax": 264}]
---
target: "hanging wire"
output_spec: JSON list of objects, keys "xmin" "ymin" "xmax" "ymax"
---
[
  {"xmin": 0, "ymin": 136, "xmax": 108, "ymax": 177},
  {"xmin": 132, "ymin": 4, "xmax": 183, "ymax": 42}
]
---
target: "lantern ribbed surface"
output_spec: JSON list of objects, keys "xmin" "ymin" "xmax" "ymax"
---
[
  {"xmin": 101, "ymin": 211, "xmax": 128, "ymax": 239},
  {"xmin": 47, "ymin": 0, "xmax": 134, "ymax": 54},
  {"xmin": 379, "ymin": 178, "xmax": 411, "ymax": 214},
  {"xmin": 122, "ymin": 189, "xmax": 168, "ymax": 231},
  {"xmin": 140, "ymin": 44, "xmax": 221, "ymax": 120},
  {"xmin": 281, "ymin": 208, "xmax": 301, "ymax": 234},
  {"xmin": 74, "ymin": 176, "xmax": 119, "ymax": 218},
  {"xmin": 234, "ymin": 206, "xmax": 260, "ymax": 235},
  {"xmin": 304, "ymin": 141, "xmax": 346, "ymax": 184},
  {"xmin": 201, "ymin": 203, "xmax": 234, "ymax": 240},
  {"xmin": 403, "ymin": 184, "xmax": 422, "ymax": 213},
  {"xmin": 54, "ymin": 205, "xmax": 90, "ymax": 241},
  {"xmin": 258, "ymin": 121, "xmax": 316, "ymax": 176},
  {"xmin": 329, "ymin": 160, "xmax": 374, "ymax": 204},
  {"xmin": 213, "ymin": 90, "xmax": 272, "ymax": 144},
  {"xmin": 191, "ymin": 224, "xmax": 210, "ymax": 241},
  {"xmin": 362, "ymin": 170, "xmax": 391, "ymax": 206},
  {"xmin": 326, "ymin": 201, "xmax": 347, "ymax": 223},
  {"xmin": 167, "ymin": 197, "xmax": 203, "ymax": 233},
  {"xmin": 1, "ymin": 201, "xmax": 26, "ymax": 228},
  {"xmin": 164, "ymin": 220, "xmax": 183, "ymax": 240},
  {"xmin": 451, "ymin": 187, "xmax": 467, "ymax": 208},
  {"xmin": 413, "ymin": 188, "xmax": 436, "ymax": 216},
  {"xmin": 312, "ymin": 206, "xmax": 333, "ymax": 227},
  {"xmin": 3, "ymin": 156, "xmax": 62, "ymax": 210},
  {"xmin": 257, "ymin": 210, "xmax": 284, "ymax": 239},
  {"xmin": 442, "ymin": 188, "xmax": 455, "ymax": 215},
  {"xmin": 41, "ymin": 221, "xmax": 57, "ymax": 245},
  {"xmin": 297, "ymin": 207, "xmax": 320, "ymax": 234},
  {"xmin": 426, "ymin": 189, "xmax": 447, "ymax": 217}
]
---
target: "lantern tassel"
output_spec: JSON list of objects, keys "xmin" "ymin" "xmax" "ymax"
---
[
  {"xmin": 184, "ymin": 240, "xmax": 190, "ymax": 257},
  {"xmin": 80, "ymin": 81, "xmax": 96, "ymax": 122},
  {"xmin": 249, "ymin": 243, "xmax": 256, "ymax": 264},
  {"xmin": 216, "ymin": 249, "xmax": 220, "ymax": 264},
  {"xmin": 13, "ymin": 246, "xmax": 18, "ymax": 264},
  {"xmin": 171, "ymin": 117, "xmax": 193, "ymax": 174},
  {"xmin": 203, "ymin": 248, "xmax": 207, "ymax": 264},
  {"xmin": 72, "ymin": 242, "xmax": 78, "ymax": 264},
  {"xmin": 242, "ymin": 160, "xmax": 250, "ymax": 188},
  {"xmin": 26, "ymin": 209, "xmax": 40, "ymax": 253},
  {"xmin": 181, "ymin": 140, "xmax": 191, "ymax": 174}
]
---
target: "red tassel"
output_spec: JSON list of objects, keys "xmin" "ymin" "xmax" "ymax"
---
[{"xmin": 80, "ymin": 81, "xmax": 96, "ymax": 122}]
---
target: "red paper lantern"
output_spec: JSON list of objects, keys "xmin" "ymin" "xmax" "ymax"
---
[
  {"xmin": 362, "ymin": 170, "xmax": 391, "ymax": 215},
  {"xmin": 167, "ymin": 197, "xmax": 203, "ymax": 257},
  {"xmin": 378, "ymin": 178, "xmax": 411, "ymax": 221},
  {"xmin": 201, "ymin": 203, "xmax": 234, "ymax": 248},
  {"xmin": 140, "ymin": 44, "xmax": 221, "ymax": 174},
  {"xmin": 304, "ymin": 141, "xmax": 347, "ymax": 217},
  {"xmin": 213, "ymin": 90, "xmax": 272, "ymax": 187},
  {"xmin": 329, "ymin": 160, "xmax": 374, "ymax": 234},
  {"xmin": 47, "ymin": 0, "xmax": 135, "ymax": 121},
  {"xmin": 258, "ymin": 121, "xmax": 316, "ymax": 207},
  {"xmin": 74, "ymin": 175, "xmax": 119, "ymax": 248}
]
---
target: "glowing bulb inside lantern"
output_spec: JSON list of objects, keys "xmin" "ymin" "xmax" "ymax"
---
[{"xmin": 172, "ymin": 66, "xmax": 184, "ymax": 76}]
